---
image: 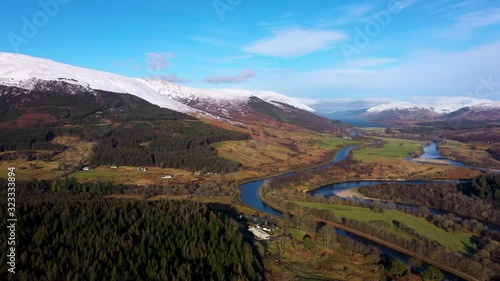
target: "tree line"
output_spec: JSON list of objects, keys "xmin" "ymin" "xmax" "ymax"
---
[
  {"xmin": 262, "ymin": 178, "xmax": 499, "ymax": 280},
  {"xmin": 0, "ymin": 88, "xmax": 251, "ymax": 172},
  {"xmin": 358, "ymin": 178, "xmax": 500, "ymax": 225}
]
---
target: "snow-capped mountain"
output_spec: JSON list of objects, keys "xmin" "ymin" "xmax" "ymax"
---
[
  {"xmin": 0, "ymin": 52, "xmax": 312, "ymax": 115},
  {"xmin": 469, "ymin": 101, "xmax": 500, "ymax": 110},
  {"xmin": 444, "ymin": 102, "xmax": 500, "ymax": 121},
  {"xmin": 365, "ymin": 99, "xmax": 495, "ymax": 115},
  {"xmin": 134, "ymin": 78, "xmax": 338, "ymax": 131},
  {"xmin": 365, "ymin": 102, "xmax": 430, "ymax": 113},
  {"xmin": 327, "ymin": 100, "xmax": 500, "ymax": 125},
  {"xmin": 361, "ymin": 103, "xmax": 441, "ymax": 124},
  {"xmin": 0, "ymin": 52, "xmax": 333, "ymax": 131},
  {"xmin": 0, "ymin": 53, "xmax": 194, "ymax": 114},
  {"xmin": 135, "ymin": 78, "xmax": 314, "ymax": 112}
]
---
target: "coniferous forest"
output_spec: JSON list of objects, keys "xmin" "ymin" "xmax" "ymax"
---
[
  {"xmin": 0, "ymin": 89, "xmax": 250, "ymax": 172},
  {"xmin": 0, "ymin": 181, "xmax": 263, "ymax": 281}
]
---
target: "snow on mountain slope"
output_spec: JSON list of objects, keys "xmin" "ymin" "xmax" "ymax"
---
[
  {"xmin": 366, "ymin": 102, "xmax": 427, "ymax": 113},
  {"xmin": 366, "ymin": 99, "xmax": 497, "ymax": 115},
  {"xmin": 135, "ymin": 78, "xmax": 314, "ymax": 112},
  {"xmin": 0, "ymin": 52, "xmax": 194, "ymax": 113},
  {"xmin": 469, "ymin": 101, "xmax": 500, "ymax": 110},
  {"xmin": 0, "ymin": 52, "xmax": 313, "ymax": 116}
]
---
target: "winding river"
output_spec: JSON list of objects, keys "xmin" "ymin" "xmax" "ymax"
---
[
  {"xmin": 238, "ymin": 146, "xmax": 355, "ymax": 217},
  {"xmin": 237, "ymin": 143, "xmax": 500, "ymax": 280},
  {"xmin": 410, "ymin": 142, "xmax": 500, "ymax": 173},
  {"xmin": 238, "ymin": 147, "xmax": 422, "ymax": 260}
]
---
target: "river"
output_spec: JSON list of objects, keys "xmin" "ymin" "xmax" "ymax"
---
[
  {"xmin": 239, "ymin": 146, "xmax": 470, "ymax": 279},
  {"xmin": 238, "ymin": 146, "xmax": 356, "ymax": 217},
  {"xmin": 307, "ymin": 142, "xmax": 500, "ymax": 231},
  {"xmin": 410, "ymin": 142, "xmax": 500, "ymax": 172}
]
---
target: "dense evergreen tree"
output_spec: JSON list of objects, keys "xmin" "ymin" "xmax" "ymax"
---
[
  {"xmin": 0, "ymin": 89, "xmax": 250, "ymax": 173},
  {"xmin": 0, "ymin": 184, "xmax": 263, "ymax": 281}
]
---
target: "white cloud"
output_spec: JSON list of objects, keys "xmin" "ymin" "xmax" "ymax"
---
[
  {"xmin": 410, "ymin": 96, "xmax": 492, "ymax": 113},
  {"xmin": 390, "ymin": 0, "xmax": 419, "ymax": 12},
  {"xmin": 427, "ymin": 3, "xmax": 500, "ymax": 37},
  {"xmin": 242, "ymin": 28, "xmax": 347, "ymax": 58},
  {"xmin": 320, "ymin": 4, "xmax": 373, "ymax": 26},
  {"xmin": 305, "ymin": 98, "xmax": 396, "ymax": 113},
  {"xmin": 205, "ymin": 69, "xmax": 256, "ymax": 84},
  {"xmin": 189, "ymin": 36, "xmax": 230, "ymax": 47},
  {"xmin": 151, "ymin": 74, "xmax": 190, "ymax": 84},
  {"xmin": 249, "ymin": 42, "xmax": 500, "ymax": 103},
  {"xmin": 455, "ymin": 7, "xmax": 500, "ymax": 29},
  {"xmin": 346, "ymin": 58, "xmax": 397, "ymax": 68},
  {"xmin": 205, "ymin": 55, "xmax": 252, "ymax": 64},
  {"xmin": 145, "ymin": 52, "xmax": 175, "ymax": 71}
]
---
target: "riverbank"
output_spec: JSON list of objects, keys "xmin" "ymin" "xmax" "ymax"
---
[
  {"xmin": 240, "ymin": 146, "xmax": 483, "ymax": 280},
  {"xmin": 335, "ymin": 187, "xmax": 371, "ymax": 199},
  {"xmin": 259, "ymin": 188, "xmax": 478, "ymax": 280},
  {"xmin": 238, "ymin": 145, "xmax": 357, "ymax": 214},
  {"xmin": 410, "ymin": 158, "xmax": 460, "ymax": 165},
  {"xmin": 414, "ymin": 142, "xmax": 500, "ymax": 173}
]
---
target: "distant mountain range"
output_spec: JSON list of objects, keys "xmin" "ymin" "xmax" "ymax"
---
[
  {"xmin": 0, "ymin": 53, "xmax": 339, "ymax": 132},
  {"xmin": 325, "ymin": 101, "xmax": 500, "ymax": 125},
  {"xmin": 2, "ymin": 52, "xmax": 498, "ymax": 129}
]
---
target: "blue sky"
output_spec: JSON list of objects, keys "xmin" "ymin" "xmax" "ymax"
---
[{"xmin": 1, "ymin": 0, "xmax": 500, "ymax": 112}]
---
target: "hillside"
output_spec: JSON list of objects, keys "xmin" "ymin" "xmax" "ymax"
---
[
  {"xmin": 0, "ymin": 52, "xmax": 341, "ymax": 133},
  {"xmin": 0, "ymin": 83, "xmax": 249, "ymax": 173}
]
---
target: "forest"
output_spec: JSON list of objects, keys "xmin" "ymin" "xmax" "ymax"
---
[
  {"xmin": 462, "ymin": 174, "xmax": 500, "ymax": 201},
  {"xmin": 265, "ymin": 191, "xmax": 499, "ymax": 280},
  {"xmin": 262, "ymin": 158, "xmax": 500, "ymax": 280},
  {"xmin": 0, "ymin": 87, "xmax": 194, "ymax": 125},
  {"xmin": 358, "ymin": 175, "xmax": 500, "ymax": 225},
  {"xmin": 0, "ymin": 180, "xmax": 263, "ymax": 281},
  {"xmin": 0, "ymin": 89, "xmax": 251, "ymax": 172},
  {"xmin": 86, "ymin": 121, "xmax": 249, "ymax": 172}
]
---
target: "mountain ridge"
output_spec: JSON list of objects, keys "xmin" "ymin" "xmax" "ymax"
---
[
  {"xmin": 325, "ymin": 102, "xmax": 500, "ymax": 125},
  {"xmin": 0, "ymin": 52, "xmax": 337, "ymax": 132}
]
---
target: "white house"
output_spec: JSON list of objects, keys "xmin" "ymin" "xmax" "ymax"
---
[
  {"xmin": 248, "ymin": 227, "xmax": 271, "ymax": 240},
  {"xmin": 82, "ymin": 166, "xmax": 90, "ymax": 171},
  {"xmin": 110, "ymin": 165, "xmax": 118, "ymax": 169},
  {"xmin": 161, "ymin": 174, "xmax": 174, "ymax": 179}
]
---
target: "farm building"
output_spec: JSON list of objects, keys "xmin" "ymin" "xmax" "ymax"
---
[{"xmin": 248, "ymin": 227, "xmax": 271, "ymax": 240}]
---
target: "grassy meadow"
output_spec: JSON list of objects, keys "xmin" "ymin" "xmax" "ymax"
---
[
  {"xmin": 354, "ymin": 137, "xmax": 424, "ymax": 162},
  {"xmin": 295, "ymin": 201, "xmax": 475, "ymax": 254}
]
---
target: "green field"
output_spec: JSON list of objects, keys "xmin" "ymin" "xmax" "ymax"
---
[
  {"xmin": 295, "ymin": 201, "xmax": 474, "ymax": 254},
  {"xmin": 359, "ymin": 127, "xmax": 386, "ymax": 132},
  {"xmin": 354, "ymin": 137, "xmax": 424, "ymax": 162},
  {"xmin": 69, "ymin": 170, "xmax": 120, "ymax": 181},
  {"xmin": 286, "ymin": 227, "xmax": 311, "ymax": 241},
  {"xmin": 316, "ymin": 136, "xmax": 360, "ymax": 149}
]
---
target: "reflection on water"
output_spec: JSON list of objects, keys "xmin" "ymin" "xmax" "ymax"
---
[
  {"xmin": 238, "ymin": 146, "xmax": 356, "ymax": 217},
  {"xmin": 419, "ymin": 142, "xmax": 442, "ymax": 159},
  {"xmin": 414, "ymin": 142, "xmax": 499, "ymax": 171},
  {"xmin": 237, "ymin": 146, "xmax": 471, "ymax": 279},
  {"xmin": 309, "ymin": 179, "xmax": 500, "ymax": 232},
  {"xmin": 239, "ymin": 179, "xmax": 282, "ymax": 217}
]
